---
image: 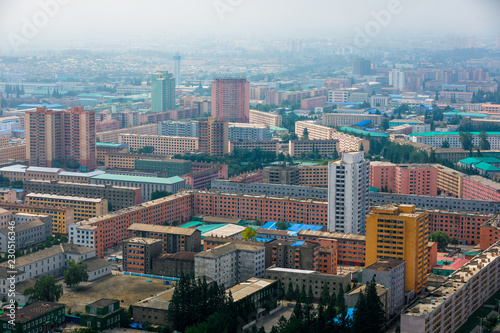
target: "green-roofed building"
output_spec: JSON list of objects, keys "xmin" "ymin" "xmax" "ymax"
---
[
  {"xmin": 443, "ymin": 111, "xmax": 490, "ymax": 119},
  {"xmin": 457, "ymin": 157, "xmax": 500, "ymax": 178},
  {"xmin": 135, "ymin": 158, "xmax": 192, "ymax": 177},
  {"xmin": 90, "ymin": 174, "xmax": 185, "ymax": 201},
  {"xmin": 340, "ymin": 126, "xmax": 389, "ymax": 138}
]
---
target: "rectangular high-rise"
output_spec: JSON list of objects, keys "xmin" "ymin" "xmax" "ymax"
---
[
  {"xmin": 211, "ymin": 78, "xmax": 250, "ymax": 123},
  {"xmin": 26, "ymin": 106, "xmax": 96, "ymax": 170},
  {"xmin": 353, "ymin": 58, "xmax": 371, "ymax": 76},
  {"xmin": 389, "ymin": 69, "xmax": 405, "ymax": 90},
  {"xmin": 198, "ymin": 117, "xmax": 228, "ymax": 157},
  {"xmin": 151, "ymin": 71, "xmax": 175, "ymax": 112},
  {"xmin": 365, "ymin": 205, "xmax": 429, "ymax": 295},
  {"xmin": 327, "ymin": 152, "xmax": 369, "ymax": 234}
]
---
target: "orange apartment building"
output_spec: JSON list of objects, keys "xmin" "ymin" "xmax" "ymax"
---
[
  {"xmin": 297, "ymin": 229, "xmax": 366, "ymax": 267},
  {"xmin": 0, "ymin": 144, "xmax": 26, "ymax": 163},
  {"xmin": 479, "ymin": 217, "xmax": 500, "ymax": 250},
  {"xmin": 298, "ymin": 165, "xmax": 328, "ymax": 188},
  {"xmin": 119, "ymin": 134, "xmax": 199, "ymax": 156},
  {"xmin": 435, "ymin": 164, "xmax": 465, "ymax": 198}
]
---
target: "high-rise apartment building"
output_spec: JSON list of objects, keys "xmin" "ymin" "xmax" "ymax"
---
[
  {"xmin": 211, "ymin": 78, "xmax": 250, "ymax": 123},
  {"xmin": 389, "ymin": 69, "xmax": 405, "ymax": 90},
  {"xmin": 365, "ymin": 205, "xmax": 429, "ymax": 294},
  {"xmin": 352, "ymin": 58, "xmax": 371, "ymax": 76},
  {"xmin": 26, "ymin": 106, "xmax": 96, "ymax": 170},
  {"xmin": 173, "ymin": 54, "xmax": 181, "ymax": 86},
  {"xmin": 151, "ymin": 71, "xmax": 175, "ymax": 112},
  {"xmin": 198, "ymin": 117, "xmax": 228, "ymax": 157},
  {"xmin": 327, "ymin": 152, "xmax": 370, "ymax": 234}
]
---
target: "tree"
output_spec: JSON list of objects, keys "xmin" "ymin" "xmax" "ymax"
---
[
  {"xmin": 136, "ymin": 146, "xmax": 155, "ymax": 154},
  {"xmin": 318, "ymin": 282, "xmax": 330, "ymax": 307},
  {"xmin": 381, "ymin": 118, "xmax": 389, "ymax": 131},
  {"xmin": 479, "ymin": 130, "xmax": 491, "ymax": 150},
  {"xmin": 352, "ymin": 290, "xmax": 368, "ymax": 333},
  {"xmin": 364, "ymin": 281, "xmax": 386, "ymax": 333},
  {"xmin": 300, "ymin": 285, "xmax": 307, "ymax": 303},
  {"xmin": 287, "ymin": 281, "xmax": 295, "ymax": 301},
  {"xmin": 302, "ymin": 128, "xmax": 309, "ymax": 140},
  {"xmin": 345, "ymin": 283, "xmax": 352, "ymax": 293},
  {"xmin": 430, "ymin": 231, "xmax": 450, "ymax": 251},
  {"xmin": 151, "ymin": 191, "xmax": 172, "ymax": 200},
  {"xmin": 24, "ymin": 275, "xmax": 63, "ymax": 303},
  {"xmin": 64, "ymin": 260, "xmax": 89, "ymax": 288},
  {"xmin": 306, "ymin": 285, "xmax": 314, "ymax": 304},
  {"xmin": 336, "ymin": 284, "xmax": 349, "ymax": 329},
  {"xmin": 460, "ymin": 131, "xmax": 474, "ymax": 153},
  {"xmin": 242, "ymin": 226, "xmax": 257, "ymax": 240},
  {"xmin": 275, "ymin": 221, "xmax": 291, "ymax": 230},
  {"xmin": 441, "ymin": 140, "xmax": 450, "ymax": 148}
]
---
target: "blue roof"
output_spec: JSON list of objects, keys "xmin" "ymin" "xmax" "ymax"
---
[
  {"xmin": 261, "ymin": 221, "xmax": 323, "ymax": 233},
  {"xmin": 353, "ymin": 119, "xmax": 372, "ymax": 127},
  {"xmin": 291, "ymin": 241, "xmax": 305, "ymax": 247}
]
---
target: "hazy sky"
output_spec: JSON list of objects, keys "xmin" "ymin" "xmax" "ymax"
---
[{"xmin": 0, "ymin": 0, "xmax": 499, "ymax": 53}]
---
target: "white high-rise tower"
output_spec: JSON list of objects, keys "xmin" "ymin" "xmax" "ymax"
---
[
  {"xmin": 327, "ymin": 151, "xmax": 370, "ymax": 235},
  {"xmin": 389, "ymin": 69, "xmax": 405, "ymax": 90}
]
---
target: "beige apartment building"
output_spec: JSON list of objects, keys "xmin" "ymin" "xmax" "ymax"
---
[
  {"xmin": 249, "ymin": 110, "xmax": 282, "ymax": 127},
  {"xmin": 120, "ymin": 134, "xmax": 199, "ymax": 156},
  {"xmin": 96, "ymin": 124, "xmax": 158, "ymax": 143}
]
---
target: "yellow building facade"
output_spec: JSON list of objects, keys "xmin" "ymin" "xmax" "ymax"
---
[{"xmin": 365, "ymin": 204, "xmax": 429, "ymax": 294}]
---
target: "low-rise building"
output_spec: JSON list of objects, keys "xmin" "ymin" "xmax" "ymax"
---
[
  {"xmin": 80, "ymin": 299, "xmax": 124, "ymax": 331},
  {"xmin": 96, "ymin": 142, "xmax": 128, "ymax": 164},
  {"xmin": 0, "ymin": 301, "xmax": 65, "ymax": 333},
  {"xmin": 289, "ymin": 139, "xmax": 338, "ymax": 158},
  {"xmin": 134, "ymin": 158, "xmax": 192, "ymax": 177},
  {"xmin": 123, "ymin": 237, "xmax": 163, "ymax": 274},
  {"xmin": 195, "ymin": 242, "xmax": 265, "ymax": 288},
  {"xmin": 0, "ymin": 188, "xmax": 16, "ymax": 203},
  {"xmin": 361, "ymin": 259, "xmax": 405, "ymax": 315},
  {"xmin": 152, "ymin": 252, "xmax": 195, "ymax": 278},
  {"xmin": 128, "ymin": 223, "xmax": 201, "ymax": 254},
  {"xmin": 25, "ymin": 193, "xmax": 108, "ymax": 222},
  {"xmin": 90, "ymin": 174, "xmax": 185, "ymax": 202},
  {"xmin": 24, "ymin": 180, "xmax": 142, "ymax": 211},
  {"xmin": 265, "ymin": 239, "xmax": 320, "ymax": 271},
  {"xmin": 0, "ymin": 218, "xmax": 51, "ymax": 253},
  {"xmin": 265, "ymin": 267, "xmax": 352, "ymax": 301},
  {"xmin": 263, "ymin": 164, "xmax": 300, "ymax": 185}
]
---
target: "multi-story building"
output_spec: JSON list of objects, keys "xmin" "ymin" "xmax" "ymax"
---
[
  {"xmin": 151, "ymin": 71, "xmax": 175, "ymax": 112},
  {"xmin": 408, "ymin": 132, "xmax": 500, "ymax": 149},
  {"xmin": 295, "ymin": 121, "xmax": 336, "ymax": 140},
  {"xmin": 353, "ymin": 58, "xmax": 371, "ymax": 76},
  {"xmin": 401, "ymin": 241, "xmax": 500, "ymax": 333},
  {"xmin": 249, "ymin": 110, "xmax": 282, "ymax": 127},
  {"xmin": 365, "ymin": 205, "xmax": 429, "ymax": 294},
  {"xmin": 0, "ymin": 302, "xmax": 65, "ymax": 333},
  {"xmin": 435, "ymin": 164, "xmax": 465, "ymax": 198},
  {"xmin": 122, "ymin": 237, "xmax": 163, "ymax": 274},
  {"xmin": 369, "ymin": 95, "xmax": 391, "ymax": 107},
  {"xmin": 228, "ymin": 123, "xmax": 270, "ymax": 141},
  {"xmin": 195, "ymin": 242, "xmax": 265, "ymax": 288},
  {"xmin": 24, "ymin": 180, "xmax": 142, "ymax": 211},
  {"xmin": 198, "ymin": 117, "xmax": 229, "ymax": 157},
  {"xmin": 211, "ymin": 78, "xmax": 250, "ymax": 123},
  {"xmin": 297, "ymin": 229, "xmax": 366, "ymax": 267},
  {"xmin": 265, "ymin": 239, "xmax": 320, "ymax": 270},
  {"xmin": 0, "ymin": 218, "xmax": 51, "ymax": 253},
  {"xmin": 229, "ymin": 169, "xmax": 264, "ymax": 183},
  {"xmin": 298, "ymin": 165, "xmax": 328, "ymax": 187},
  {"xmin": 25, "ymin": 193, "xmax": 108, "ymax": 222},
  {"xmin": 26, "ymin": 106, "xmax": 96, "ymax": 170},
  {"xmin": 96, "ymin": 124, "xmax": 158, "ymax": 143},
  {"xmin": 328, "ymin": 90, "xmax": 349, "ymax": 103},
  {"xmin": 0, "ymin": 202, "xmax": 74, "ymax": 234},
  {"xmin": 158, "ymin": 120, "xmax": 199, "ymax": 138},
  {"xmin": 389, "ymin": 69, "xmax": 405, "ymax": 90},
  {"xmin": 134, "ymin": 158, "xmax": 192, "ymax": 177},
  {"xmin": 265, "ymin": 267, "xmax": 352, "ymax": 301},
  {"xmin": 462, "ymin": 175, "xmax": 500, "ymax": 202},
  {"xmin": 0, "ymin": 144, "xmax": 26, "ymax": 163},
  {"xmin": 228, "ymin": 140, "xmax": 280, "ymax": 155},
  {"xmin": 0, "ymin": 188, "xmax": 16, "ymax": 203},
  {"xmin": 90, "ymin": 174, "xmax": 185, "ymax": 202},
  {"xmin": 104, "ymin": 152, "xmax": 165, "ymax": 169},
  {"xmin": 301, "ymin": 96, "xmax": 327, "ymax": 110},
  {"xmin": 96, "ymin": 119, "xmax": 120, "ymax": 132},
  {"xmin": 289, "ymin": 139, "xmax": 338, "ymax": 158},
  {"xmin": 361, "ymin": 259, "xmax": 405, "ymax": 315},
  {"xmin": 428, "ymin": 209, "xmax": 493, "ymax": 245},
  {"xmin": 182, "ymin": 168, "xmax": 226, "ymax": 190},
  {"xmin": 96, "ymin": 142, "xmax": 128, "ymax": 164},
  {"xmin": 370, "ymin": 162, "xmax": 438, "ymax": 196},
  {"xmin": 330, "ymin": 131, "xmax": 364, "ymax": 152},
  {"xmin": 119, "ymin": 134, "xmax": 198, "ymax": 156},
  {"xmin": 321, "ymin": 113, "xmax": 382, "ymax": 127},
  {"xmin": 264, "ymin": 89, "xmax": 283, "ymax": 105},
  {"xmin": 80, "ymin": 299, "xmax": 124, "ymax": 332},
  {"xmin": 263, "ymin": 164, "xmax": 300, "ymax": 185},
  {"xmin": 128, "ymin": 223, "xmax": 201, "ymax": 254},
  {"xmin": 328, "ymin": 152, "xmax": 370, "ymax": 234},
  {"xmin": 0, "ymin": 208, "xmax": 13, "ymax": 229},
  {"xmin": 152, "ymin": 252, "xmax": 195, "ymax": 278}
]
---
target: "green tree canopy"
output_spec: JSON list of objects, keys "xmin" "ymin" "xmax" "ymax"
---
[
  {"xmin": 430, "ymin": 231, "xmax": 450, "ymax": 251},
  {"xmin": 24, "ymin": 275, "xmax": 63, "ymax": 303},
  {"xmin": 64, "ymin": 260, "xmax": 89, "ymax": 288}
]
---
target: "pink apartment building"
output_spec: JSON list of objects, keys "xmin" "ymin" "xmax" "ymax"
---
[
  {"xmin": 370, "ymin": 162, "xmax": 437, "ymax": 196},
  {"xmin": 462, "ymin": 175, "xmax": 500, "ymax": 202}
]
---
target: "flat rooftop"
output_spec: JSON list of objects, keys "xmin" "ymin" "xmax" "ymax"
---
[
  {"xmin": 227, "ymin": 278, "xmax": 276, "ymax": 303},
  {"xmin": 0, "ymin": 301, "xmax": 64, "ymax": 323},
  {"xmin": 364, "ymin": 259, "xmax": 405, "ymax": 271},
  {"xmin": 26, "ymin": 192, "xmax": 105, "ymax": 203},
  {"xmin": 128, "ymin": 223, "xmax": 198, "ymax": 236},
  {"xmin": 91, "ymin": 173, "xmax": 185, "ymax": 185}
]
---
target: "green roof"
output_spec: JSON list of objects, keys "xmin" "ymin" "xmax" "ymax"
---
[
  {"xmin": 340, "ymin": 126, "xmax": 389, "ymax": 138},
  {"xmin": 459, "ymin": 157, "xmax": 500, "ymax": 165},
  {"xmin": 270, "ymin": 126, "xmax": 288, "ymax": 131},
  {"xmin": 443, "ymin": 111, "xmax": 490, "ymax": 118},
  {"xmin": 474, "ymin": 162, "xmax": 500, "ymax": 172},
  {"xmin": 96, "ymin": 142, "xmax": 124, "ymax": 148},
  {"xmin": 409, "ymin": 132, "xmax": 500, "ymax": 137},
  {"xmin": 197, "ymin": 224, "xmax": 227, "ymax": 234},
  {"xmin": 369, "ymin": 186, "xmax": 380, "ymax": 192},
  {"xmin": 91, "ymin": 174, "xmax": 185, "ymax": 184},
  {"xmin": 179, "ymin": 221, "xmax": 204, "ymax": 228}
]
